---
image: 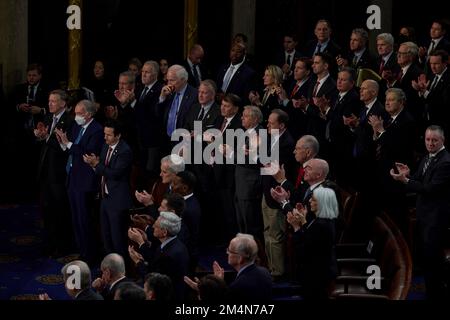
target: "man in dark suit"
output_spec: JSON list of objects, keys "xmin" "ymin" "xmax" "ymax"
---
[
  {"xmin": 181, "ymin": 44, "xmax": 208, "ymax": 88},
  {"xmin": 413, "ymin": 50, "xmax": 450, "ymax": 146},
  {"xmin": 275, "ymin": 33, "xmax": 303, "ymax": 81},
  {"xmin": 336, "ymin": 28, "xmax": 377, "ymax": 72},
  {"xmin": 83, "ymin": 120, "xmax": 133, "ymax": 258},
  {"xmin": 129, "ymin": 211, "xmax": 190, "ymax": 301},
  {"xmin": 370, "ymin": 88, "xmax": 416, "ymax": 235},
  {"xmin": 261, "ymin": 109, "xmax": 295, "ymax": 280},
  {"xmin": 34, "ymin": 89, "xmax": 74, "ymax": 257},
  {"xmin": 418, "ymin": 20, "xmax": 450, "ymax": 77},
  {"xmin": 134, "ymin": 61, "xmax": 164, "ymax": 186},
  {"xmin": 158, "ymin": 64, "xmax": 198, "ymax": 153},
  {"xmin": 376, "ymin": 33, "xmax": 400, "ymax": 77},
  {"xmin": 391, "ymin": 125, "xmax": 450, "ymax": 299},
  {"xmin": 55, "ymin": 99, "xmax": 104, "ymax": 263},
  {"xmin": 92, "ymin": 253, "xmax": 131, "ymax": 300},
  {"xmin": 39, "ymin": 260, "xmax": 103, "ymax": 300},
  {"xmin": 212, "ymin": 234, "xmax": 272, "ymax": 301},
  {"xmin": 216, "ymin": 42, "xmax": 257, "ymax": 105},
  {"xmin": 213, "ymin": 93, "xmax": 242, "ymax": 242}
]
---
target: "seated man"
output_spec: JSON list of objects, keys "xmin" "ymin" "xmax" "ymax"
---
[{"xmin": 92, "ymin": 253, "xmax": 131, "ymax": 300}]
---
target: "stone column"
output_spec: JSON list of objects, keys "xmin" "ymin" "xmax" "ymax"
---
[
  {"xmin": 184, "ymin": 0, "xmax": 198, "ymax": 58},
  {"xmin": 68, "ymin": 0, "xmax": 83, "ymax": 91},
  {"xmin": 0, "ymin": 0, "xmax": 28, "ymax": 95},
  {"xmin": 231, "ymin": 0, "xmax": 256, "ymax": 54}
]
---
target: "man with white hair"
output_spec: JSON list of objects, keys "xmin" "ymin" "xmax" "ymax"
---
[
  {"xmin": 376, "ymin": 33, "xmax": 400, "ymax": 76},
  {"xmin": 92, "ymin": 253, "xmax": 131, "ymax": 300},
  {"xmin": 129, "ymin": 211, "xmax": 189, "ymax": 300},
  {"xmin": 159, "ymin": 64, "xmax": 198, "ymax": 151}
]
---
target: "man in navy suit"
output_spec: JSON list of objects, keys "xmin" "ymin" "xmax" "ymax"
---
[
  {"xmin": 158, "ymin": 65, "xmax": 198, "ymax": 153},
  {"xmin": 211, "ymin": 233, "xmax": 272, "ymax": 301},
  {"xmin": 418, "ymin": 20, "xmax": 450, "ymax": 77},
  {"xmin": 216, "ymin": 42, "xmax": 257, "ymax": 105},
  {"xmin": 181, "ymin": 44, "xmax": 207, "ymax": 88},
  {"xmin": 391, "ymin": 125, "xmax": 450, "ymax": 299},
  {"xmin": 55, "ymin": 99, "xmax": 104, "ymax": 263},
  {"xmin": 84, "ymin": 119, "xmax": 133, "ymax": 258}
]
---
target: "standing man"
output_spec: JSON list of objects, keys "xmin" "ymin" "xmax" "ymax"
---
[
  {"xmin": 391, "ymin": 126, "xmax": 450, "ymax": 299},
  {"xmin": 84, "ymin": 120, "xmax": 133, "ymax": 258},
  {"xmin": 55, "ymin": 100, "xmax": 103, "ymax": 263},
  {"xmin": 182, "ymin": 44, "xmax": 207, "ymax": 88},
  {"xmin": 34, "ymin": 89, "xmax": 74, "ymax": 257}
]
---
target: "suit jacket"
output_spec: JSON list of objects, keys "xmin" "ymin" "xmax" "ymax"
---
[
  {"xmin": 95, "ymin": 139, "xmax": 133, "ymax": 208},
  {"xmin": 37, "ymin": 110, "xmax": 74, "ymax": 183},
  {"xmin": 396, "ymin": 63, "xmax": 424, "ymax": 123},
  {"xmin": 421, "ymin": 38, "xmax": 450, "ymax": 77},
  {"xmin": 262, "ymin": 130, "xmax": 295, "ymax": 208},
  {"xmin": 408, "ymin": 149, "xmax": 450, "ymax": 233},
  {"xmin": 345, "ymin": 48, "xmax": 378, "ymax": 71},
  {"xmin": 138, "ymin": 237, "xmax": 190, "ymax": 300},
  {"xmin": 12, "ymin": 81, "xmax": 50, "ymax": 129},
  {"xmin": 285, "ymin": 76, "xmax": 314, "ymax": 140},
  {"xmin": 181, "ymin": 59, "xmax": 209, "ymax": 88},
  {"xmin": 75, "ymin": 288, "xmax": 104, "ymax": 300},
  {"xmin": 101, "ymin": 277, "xmax": 132, "ymax": 300},
  {"xmin": 229, "ymin": 263, "xmax": 272, "ymax": 301},
  {"xmin": 423, "ymin": 69, "xmax": 450, "ymax": 131},
  {"xmin": 67, "ymin": 120, "xmax": 104, "ymax": 192},
  {"xmin": 304, "ymin": 39, "xmax": 342, "ymax": 60},
  {"xmin": 216, "ymin": 62, "xmax": 257, "ymax": 104},
  {"xmin": 293, "ymin": 218, "xmax": 338, "ymax": 298},
  {"xmin": 184, "ymin": 102, "xmax": 221, "ymax": 132},
  {"xmin": 135, "ymin": 81, "xmax": 164, "ymax": 148},
  {"xmin": 160, "ymin": 85, "xmax": 198, "ymax": 138},
  {"xmin": 377, "ymin": 52, "xmax": 400, "ymax": 76},
  {"xmin": 180, "ymin": 195, "xmax": 201, "ymax": 270}
]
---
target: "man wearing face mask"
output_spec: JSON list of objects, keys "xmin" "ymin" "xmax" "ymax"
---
[{"xmin": 55, "ymin": 99, "xmax": 104, "ymax": 264}]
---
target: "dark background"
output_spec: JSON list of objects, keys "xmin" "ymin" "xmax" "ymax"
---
[{"xmin": 27, "ymin": 0, "xmax": 449, "ymax": 87}]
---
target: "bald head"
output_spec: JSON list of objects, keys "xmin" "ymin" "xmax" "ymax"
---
[{"xmin": 304, "ymin": 158, "xmax": 329, "ymax": 185}]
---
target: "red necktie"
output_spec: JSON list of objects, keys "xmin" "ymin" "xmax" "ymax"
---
[
  {"xmin": 290, "ymin": 83, "xmax": 300, "ymax": 98},
  {"xmin": 312, "ymin": 81, "xmax": 320, "ymax": 97},
  {"xmin": 379, "ymin": 59, "xmax": 385, "ymax": 75},
  {"xmin": 397, "ymin": 69, "xmax": 404, "ymax": 82},
  {"xmin": 295, "ymin": 166, "xmax": 305, "ymax": 188}
]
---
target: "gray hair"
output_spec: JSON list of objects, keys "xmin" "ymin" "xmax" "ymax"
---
[
  {"xmin": 50, "ymin": 89, "xmax": 69, "ymax": 103},
  {"xmin": 376, "ymin": 33, "xmax": 394, "ymax": 47},
  {"xmin": 61, "ymin": 260, "xmax": 91, "ymax": 290},
  {"xmin": 77, "ymin": 99, "xmax": 97, "ymax": 116},
  {"xmin": 363, "ymin": 79, "xmax": 380, "ymax": 95},
  {"xmin": 400, "ymin": 41, "xmax": 419, "ymax": 57},
  {"xmin": 313, "ymin": 187, "xmax": 339, "ymax": 219},
  {"xmin": 300, "ymin": 135, "xmax": 320, "ymax": 157},
  {"xmin": 168, "ymin": 64, "xmax": 188, "ymax": 81},
  {"xmin": 243, "ymin": 105, "xmax": 263, "ymax": 125},
  {"xmin": 101, "ymin": 253, "xmax": 126, "ymax": 277},
  {"xmin": 352, "ymin": 28, "xmax": 369, "ymax": 44},
  {"xmin": 119, "ymin": 71, "xmax": 136, "ymax": 85},
  {"xmin": 159, "ymin": 211, "xmax": 182, "ymax": 236},
  {"xmin": 386, "ymin": 88, "xmax": 406, "ymax": 102},
  {"xmin": 200, "ymin": 79, "xmax": 217, "ymax": 95},
  {"xmin": 426, "ymin": 125, "xmax": 445, "ymax": 140},
  {"xmin": 143, "ymin": 60, "xmax": 160, "ymax": 76},
  {"xmin": 233, "ymin": 233, "xmax": 258, "ymax": 262},
  {"xmin": 161, "ymin": 154, "xmax": 185, "ymax": 173}
]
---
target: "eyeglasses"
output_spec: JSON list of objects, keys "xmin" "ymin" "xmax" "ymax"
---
[
  {"xmin": 226, "ymin": 247, "xmax": 240, "ymax": 255},
  {"xmin": 397, "ymin": 51, "xmax": 409, "ymax": 56}
]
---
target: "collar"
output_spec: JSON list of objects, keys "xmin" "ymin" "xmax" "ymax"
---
[
  {"xmin": 309, "ymin": 180, "xmax": 324, "ymax": 191},
  {"xmin": 176, "ymin": 84, "xmax": 188, "ymax": 97},
  {"xmin": 382, "ymin": 51, "xmax": 394, "ymax": 63},
  {"xmin": 365, "ymin": 98, "xmax": 377, "ymax": 113},
  {"xmin": 53, "ymin": 109, "xmax": 66, "ymax": 121},
  {"xmin": 431, "ymin": 36, "xmax": 444, "ymax": 45},
  {"xmin": 109, "ymin": 276, "xmax": 126, "ymax": 290},
  {"xmin": 317, "ymin": 73, "xmax": 330, "ymax": 85},
  {"xmin": 187, "ymin": 58, "xmax": 195, "ymax": 68},
  {"xmin": 354, "ymin": 47, "xmax": 366, "ymax": 57},
  {"xmin": 318, "ymin": 39, "xmax": 330, "ymax": 49},
  {"xmin": 108, "ymin": 141, "xmax": 119, "ymax": 153},
  {"xmin": 236, "ymin": 262, "xmax": 254, "ymax": 278},
  {"xmin": 430, "ymin": 146, "xmax": 445, "ymax": 157},
  {"xmin": 230, "ymin": 59, "xmax": 245, "ymax": 69},
  {"xmin": 82, "ymin": 118, "xmax": 94, "ymax": 130},
  {"xmin": 390, "ymin": 108, "xmax": 404, "ymax": 122},
  {"xmin": 183, "ymin": 193, "xmax": 194, "ymax": 200},
  {"xmin": 144, "ymin": 80, "xmax": 157, "ymax": 91},
  {"xmin": 200, "ymin": 102, "xmax": 214, "ymax": 115},
  {"xmin": 161, "ymin": 236, "xmax": 177, "ymax": 250},
  {"xmin": 401, "ymin": 64, "xmax": 411, "ymax": 75}
]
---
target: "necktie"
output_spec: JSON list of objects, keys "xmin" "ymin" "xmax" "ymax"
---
[
  {"xmin": 290, "ymin": 83, "xmax": 300, "ymax": 98},
  {"xmin": 315, "ymin": 43, "xmax": 322, "ymax": 54},
  {"xmin": 28, "ymin": 85, "xmax": 35, "ymax": 102},
  {"xmin": 303, "ymin": 187, "xmax": 312, "ymax": 202},
  {"xmin": 352, "ymin": 55, "xmax": 359, "ymax": 67},
  {"xmin": 192, "ymin": 64, "xmax": 200, "ymax": 87},
  {"xmin": 221, "ymin": 65, "xmax": 235, "ymax": 92},
  {"xmin": 286, "ymin": 54, "xmax": 291, "ymax": 66},
  {"xmin": 220, "ymin": 118, "xmax": 228, "ymax": 132},
  {"xmin": 385, "ymin": 117, "xmax": 394, "ymax": 128},
  {"xmin": 360, "ymin": 108, "xmax": 368, "ymax": 122},
  {"xmin": 397, "ymin": 69, "xmax": 404, "ymax": 82},
  {"xmin": 101, "ymin": 147, "xmax": 114, "ymax": 197},
  {"xmin": 429, "ymin": 75, "xmax": 439, "ymax": 91},
  {"xmin": 139, "ymin": 86, "xmax": 149, "ymax": 102},
  {"xmin": 66, "ymin": 127, "xmax": 85, "ymax": 174},
  {"xmin": 379, "ymin": 59, "xmax": 385, "ymax": 74},
  {"xmin": 312, "ymin": 81, "xmax": 320, "ymax": 97},
  {"xmin": 422, "ymin": 154, "xmax": 433, "ymax": 175},
  {"xmin": 295, "ymin": 166, "xmax": 305, "ymax": 188},
  {"xmin": 197, "ymin": 107, "xmax": 205, "ymax": 121},
  {"xmin": 50, "ymin": 116, "xmax": 58, "ymax": 134},
  {"xmin": 167, "ymin": 93, "xmax": 181, "ymax": 137},
  {"xmin": 428, "ymin": 40, "xmax": 436, "ymax": 55}
]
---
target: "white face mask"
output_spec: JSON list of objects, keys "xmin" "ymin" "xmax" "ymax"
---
[{"xmin": 75, "ymin": 115, "xmax": 86, "ymax": 126}]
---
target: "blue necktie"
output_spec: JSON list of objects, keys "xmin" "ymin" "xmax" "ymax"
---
[
  {"xmin": 66, "ymin": 127, "xmax": 85, "ymax": 174},
  {"xmin": 167, "ymin": 93, "xmax": 181, "ymax": 137}
]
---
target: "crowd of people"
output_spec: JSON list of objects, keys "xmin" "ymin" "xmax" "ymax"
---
[{"xmin": 5, "ymin": 18, "xmax": 450, "ymax": 300}]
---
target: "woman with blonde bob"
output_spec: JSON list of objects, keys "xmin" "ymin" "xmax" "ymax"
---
[{"xmin": 287, "ymin": 186, "xmax": 338, "ymax": 300}]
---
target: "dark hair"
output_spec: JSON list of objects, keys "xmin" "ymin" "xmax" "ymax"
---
[
  {"xmin": 115, "ymin": 282, "xmax": 146, "ymax": 300},
  {"xmin": 176, "ymin": 171, "xmax": 196, "ymax": 191},
  {"xmin": 50, "ymin": 89, "xmax": 69, "ymax": 103},
  {"xmin": 433, "ymin": 19, "xmax": 448, "ymax": 33},
  {"xmin": 293, "ymin": 57, "xmax": 313, "ymax": 72},
  {"xmin": 27, "ymin": 63, "xmax": 43, "ymax": 74},
  {"xmin": 315, "ymin": 52, "xmax": 334, "ymax": 67},
  {"xmin": 233, "ymin": 33, "xmax": 248, "ymax": 44},
  {"xmin": 198, "ymin": 275, "xmax": 228, "ymax": 302},
  {"xmin": 163, "ymin": 193, "xmax": 185, "ymax": 217},
  {"xmin": 429, "ymin": 49, "xmax": 449, "ymax": 63},
  {"xmin": 145, "ymin": 272, "xmax": 174, "ymax": 301},
  {"xmin": 104, "ymin": 119, "xmax": 123, "ymax": 136},
  {"xmin": 284, "ymin": 33, "xmax": 299, "ymax": 43},
  {"xmin": 128, "ymin": 57, "xmax": 143, "ymax": 70},
  {"xmin": 339, "ymin": 67, "xmax": 357, "ymax": 82},
  {"xmin": 271, "ymin": 108, "xmax": 289, "ymax": 126},
  {"xmin": 223, "ymin": 93, "xmax": 242, "ymax": 108}
]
